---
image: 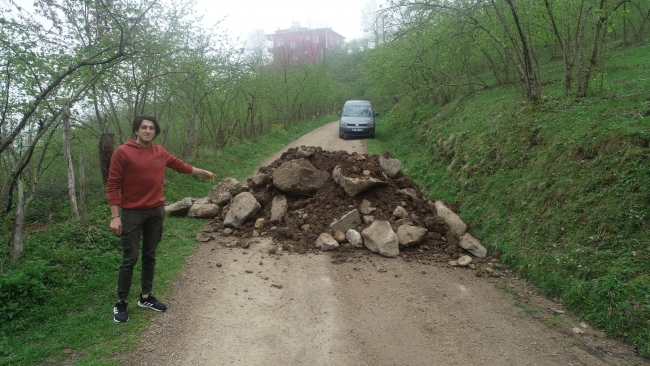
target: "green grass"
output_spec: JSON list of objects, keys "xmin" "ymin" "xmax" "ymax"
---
[
  {"xmin": 0, "ymin": 116, "xmax": 336, "ymax": 365},
  {"xmin": 367, "ymin": 43, "xmax": 650, "ymax": 356}
]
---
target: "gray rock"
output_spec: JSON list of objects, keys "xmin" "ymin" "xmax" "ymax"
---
[
  {"xmin": 193, "ymin": 197, "xmax": 211, "ymax": 205},
  {"xmin": 188, "ymin": 203, "xmax": 220, "ymax": 218},
  {"xmin": 270, "ymin": 195, "xmax": 288, "ymax": 224},
  {"xmin": 457, "ymin": 255, "xmax": 472, "ymax": 266},
  {"xmin": 393, "ymin": 206, "xmax": 407, "ymax": 218},
  {"xmin": 223, "ymin": 192, "xmax": 261, "ymax": 228},
  {"xmin": 330, "ymin": 209, "xmax": 362, "ymax": 232},
  {"xmin": 315, "ymin": 233, "xmax": 339, "ymax": 251},
  {"xmin": 346, "ymin": 229, "xmax": 363, "ymax": 248},
  {"xmin": 396, "ymin": 225, "xmax": 428, "ymax": 247},
  {"xmin": 252, "ymin": 172, "xmax": 270, "ymax": 186},
  {"xmin": 434, "ymin": 200, "xmax": 467, "ymax": 236},
  {"xmin": 361, "ymin": 221, "xmax": 399, "ymax": 258},
  {"xmin": 272, "ymin": 159, "xmax": 328, "ymax": 194},
  {"xmin": 165, "ymin": 197, "xmax": 193, "ymax": 216},
  {"xmin": 208, "ymin": 178, "xmax": 243, "ymax": 206},
  {"xmin": 379, "ymin": 155, "xmax": 402, "ymax": 178},
  {"xmin": 459, "ymin": 233, "xmax": 487, "ymax": 258},
  {"xmin": 363, "ymin": 215, "xmax": 375, "ymax": 224},
  {"xmin": 358, "ymin": 199, "xmax": 376, "ymax": 214},
  {"xmin": 332, "ymin": 165, "xmax": 388, "ymax": 197}
]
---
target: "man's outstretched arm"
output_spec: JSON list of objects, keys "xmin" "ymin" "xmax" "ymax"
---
[{"xmin": 191, "ymin": 167, "xmax": 217, "ymax": 181}]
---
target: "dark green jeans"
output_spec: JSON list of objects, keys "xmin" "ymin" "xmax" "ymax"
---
[{"xmin": 117, "ymin": 206, "xmax": 165, "ymax": 300}]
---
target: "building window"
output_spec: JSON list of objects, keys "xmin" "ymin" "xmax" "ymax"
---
[
  {"xmin": 277, "ymin": 39, "xmax": 284, "ymax": 46},
  {"xmin": 337, "ymin": 39, "xmax": 340, "ymax": 44},
  {"xmin": 314, "ymin": 36, "xmax": 319, "ymax": 43},
  {"xmin": 306, "ymin": 36, "xmax": 310, "ymax": 41},
  {"xmin": 300, "ymin": 37, "xmax": 303, "ymax": 41},
  {"xmin": 330, "ymin": 37, "xmax": 333, "ymax": 44},
  {"xmin": 293, "ymin": 57, "xmax": 298, "ymax": 60},
  {"xmin": 291, "ymin": 42, "xmax": 295, "ymax": 49},
  {"xmin": 304, "ymin": 51, "xmax": 308, "ymax": 54}
]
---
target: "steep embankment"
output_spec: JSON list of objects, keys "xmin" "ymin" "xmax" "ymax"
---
[{"xmin": 366, "ymin": 44, "xmax": 650, "ymax": 356}]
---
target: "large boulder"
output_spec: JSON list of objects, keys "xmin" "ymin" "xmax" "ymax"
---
[
  {"xmin": 165, "ymin": 197, "xmax": 193, "ymax": 216},
  {"xmin": 330, "ymin": 209, "xmax": 362, "ymax": 232},
  {"xmin": 188, "ymin": 203, "xmax": 220, "ymax": 218},
  {"xmin": 270, "ymin": 195, "xmax": 288, "ymax": 224},
  {"xmin": 223, "ymin": 192, "xmax": 261, "ymax": 228},
  {"xmin": 332, "ymin": 165, "xmax": 388, "ymax": 197},
  {"xmin": 361, "ymin": 220, "xmax": 399, "ymax": 258},
  {"xmin": 459, "ymin": 233, "xmax": 487, "ymax": 258},
  {"xmin": 378, "ymin": 155, "xmax": 402, "ymax": 178},
  {"xmin": 396, "ymin": 225, "xmax": 428, "ymax": 247},
  {"xmin": 208, "ymin": 178, "xmax": 243, "ymax": 206},
  {"xmin": 272, "ymin": 159, "xmax": 329, "ymax": 194},
  {"xmin": 434, "ymin": 200, "xmax": 467, "ymax": 236},
  {"xmin": 315, "ymin": 233, "xmax": 339, "ymax": 251}
]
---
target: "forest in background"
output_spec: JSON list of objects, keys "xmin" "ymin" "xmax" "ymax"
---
[{"xmin": 1, "ymin": 0, "xmax": 649, "ymax": 363}]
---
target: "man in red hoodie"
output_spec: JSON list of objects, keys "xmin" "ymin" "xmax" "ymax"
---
[{"xmin": 107, "ymin": 115, "xmax": 216, "ymax": 323}]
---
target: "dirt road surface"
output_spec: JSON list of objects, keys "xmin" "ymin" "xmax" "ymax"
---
[{"xmin": 122, "ymin": 121, "xmax": 647, "ymax": 366}]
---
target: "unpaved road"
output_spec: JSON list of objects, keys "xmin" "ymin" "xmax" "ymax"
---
[{"xmin": 123, "ymin": 121, "xmax": 647, "ymax": 366}]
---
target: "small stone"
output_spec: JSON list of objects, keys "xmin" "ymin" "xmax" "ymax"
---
[
  {"xmin": 393, "ymin": 206, "xmax": 407, "ymax": 218},
  {"xmin": 457, "ymin": 255, "xmax": 472, "ymax": 266},
  {"xmin": 223, "ymin": 228, "xmax": 233, "ymax": 235},
  {"xmin": 448, "ymin": 260, "xmax": 459, "ymax": 267},
  {"xmin": 572, "ymin": 327, "xmax": 585, "ymax": 334},
  {"xmin": 254, "ymin": 218, "xmax": 266, "ymax": 229},
  {"xmin": 333, "ymin": 230, "xmax": 346, "ymax": 243}
]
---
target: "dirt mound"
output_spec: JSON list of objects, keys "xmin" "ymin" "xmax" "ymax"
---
[{"xmin": 205, "ymin": 147, "xmax": 495, "ymax": 265}]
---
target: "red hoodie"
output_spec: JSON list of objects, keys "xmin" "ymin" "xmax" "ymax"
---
[{"xmin": 106, "ymin": 140, "xmax": 193, "ymax": 209}]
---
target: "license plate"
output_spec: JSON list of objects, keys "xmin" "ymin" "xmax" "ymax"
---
[{"xmin": 352, "ymin": 129, "xmax": 362, "ymax": 132}]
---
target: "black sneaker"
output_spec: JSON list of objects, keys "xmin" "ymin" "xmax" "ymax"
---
[
  {"xmin": 138, "ymin": 294, "xmax": 167, "ymax": 312},
  {"xmin": 113, "ymin": 300, "xmax": 129, "ymax": 322}
]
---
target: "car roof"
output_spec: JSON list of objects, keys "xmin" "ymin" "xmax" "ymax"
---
[{"xmin": 344, "ymin": 100, "xmax": 371, "ymax": 106}]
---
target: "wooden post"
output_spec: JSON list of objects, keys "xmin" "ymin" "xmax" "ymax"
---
[
  {"xmin": 9, "ymin": 180, "xmax": 25, "ymax": 261},
  {"xmin": 79, "ymin": 153, "xmax": 87, "ymax": 226}
]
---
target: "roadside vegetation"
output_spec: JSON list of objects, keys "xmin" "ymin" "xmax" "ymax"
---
[
  {"xmin": 1, "ymin": 0, "xmax": 649, "ymax": 363},
  {"xmin": 367, "ymin": 43, "xmax": 650, "ymax": 356}
]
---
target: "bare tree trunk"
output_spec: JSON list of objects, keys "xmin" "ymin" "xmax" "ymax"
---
[
  {"xmin": 9, "ymin": 179, "xmax": 25, "ymax": 261},
  {"xmin": 63, "ymin": 104, "xmax": 79, "ymax": 218},
  {"xmin": 185, "ymin": 103, "xmax": 196, "ymax": 162},
  {"xmin": 79, "ymin": 153, "xmax": 87, "ymax": 226},
  {"xmin": 578, "ymin": 0, "xmax": 606, "ymax": 98},
  {"xmin": 99, "ymin": 133, "xmax": 114, "ymax": 186}
]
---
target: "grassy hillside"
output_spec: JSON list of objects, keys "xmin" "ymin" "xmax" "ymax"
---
[{"xmin": 367, "ymin": 43, "xmax": 650, "ymax": 356}]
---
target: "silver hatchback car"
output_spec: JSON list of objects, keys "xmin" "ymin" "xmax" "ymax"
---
[{"xmin": 338, "ymin": 100, "xmax": 379, "ymax": 139}]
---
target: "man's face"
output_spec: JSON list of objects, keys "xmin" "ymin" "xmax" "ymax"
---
[{"xmin": 135, "ymin": 120, "xmax": 156, "ymax": 144}]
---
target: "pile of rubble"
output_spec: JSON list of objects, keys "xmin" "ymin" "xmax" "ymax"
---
[{"xmin": 166, "ymin": 146, "xmax": 492, "ymax": 267}]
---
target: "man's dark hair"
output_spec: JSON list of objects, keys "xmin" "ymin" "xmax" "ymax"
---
[{"xmin": 132, "ymin": 115, "xmax": 161, "ymax": 138}]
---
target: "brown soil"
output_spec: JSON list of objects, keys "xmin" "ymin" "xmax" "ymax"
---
[
  {"xmin": 121, "ymin": 121, "xmax": 648, "ymax": 366},
  {"xmin": 206, "ymin": 146, "xmax": 477, "ymax": 267}
]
